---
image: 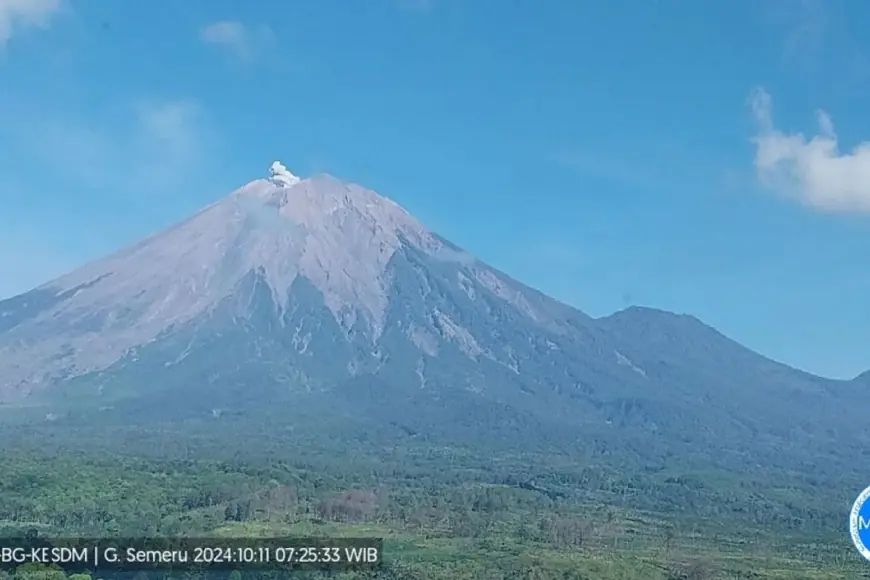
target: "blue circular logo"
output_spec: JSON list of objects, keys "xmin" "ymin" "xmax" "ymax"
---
[{"xmin": 850, "ymin": 486, "xmax": 870, "ymax": 561}]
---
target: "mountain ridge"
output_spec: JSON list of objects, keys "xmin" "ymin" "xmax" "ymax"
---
[{"xmin": 0, "ymin": 165, "xmax": 867, "ymax": 475}]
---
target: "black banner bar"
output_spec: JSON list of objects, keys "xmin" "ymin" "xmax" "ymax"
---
[{"xmin": 0, "ymin": 537, "xmax": 382, "ymax": 571}]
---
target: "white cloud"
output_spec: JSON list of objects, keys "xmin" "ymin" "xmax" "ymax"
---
[
  {"xmin": 201, "ymin": 21, "xmax": 269, "ymax": 61},
  {"xmin": 749, "ymin": 87, "xmax": 870, "ymax": 213},
  {"xmin": 0, "ymin": 0, "xmax": 61, "ymax": 45}
]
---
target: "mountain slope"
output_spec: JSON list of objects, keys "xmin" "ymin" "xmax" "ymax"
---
[
  {"xmin": 0, "ymin": 164, "xmax": 866, "ymax": 472},
  {"xmin": 595, "ymin": 307, "xmax": 860, "ymax": 463}
]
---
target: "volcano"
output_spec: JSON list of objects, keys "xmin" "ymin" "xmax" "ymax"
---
[{"xmin": 0, "ymin": 164, "xmax": 866, "ymax": 469}]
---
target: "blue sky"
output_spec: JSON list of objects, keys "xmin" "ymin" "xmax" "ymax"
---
[{"xmin": 2, "ymin": 0, "xmax": 870, "ymax": 379}]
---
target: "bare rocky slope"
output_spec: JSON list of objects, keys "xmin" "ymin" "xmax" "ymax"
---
[{"xmin": 0, "ymin": 163, "xmax": 866, "ymax": 473}]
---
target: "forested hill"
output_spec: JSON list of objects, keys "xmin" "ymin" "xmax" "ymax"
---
[{"xmin": 0, "ymin": 424, "xmax": 862, "ymax": 580}]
